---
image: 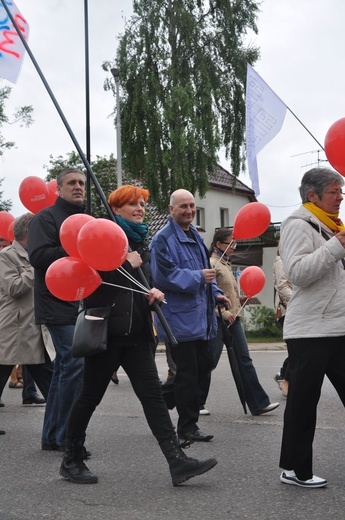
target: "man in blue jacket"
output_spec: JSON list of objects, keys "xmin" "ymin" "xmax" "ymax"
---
[{"xmin": 150, "ymin": 189, "xmax": 230, "ymax": 444}]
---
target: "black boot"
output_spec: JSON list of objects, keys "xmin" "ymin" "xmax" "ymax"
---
[
  {"xmin": 60, "ymin": 437, "xmax": 98, "ymax": 484},
  {"xmin": 160, "ymin": 435, "xmax": 217, "ymax": 486}
]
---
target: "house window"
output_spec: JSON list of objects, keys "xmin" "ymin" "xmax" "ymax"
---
[
  {"xmin": 220, "ymin": 208, "xmax": 229, "ymax": 227},
  {"xmin": 196, "ymin": 207, "xmax": 205, "ymax": 229}
]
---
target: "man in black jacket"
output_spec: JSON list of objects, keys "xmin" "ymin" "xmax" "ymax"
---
[{"xmin": 28, "ymin": 168, "xmax": 86, "ymax": 452}]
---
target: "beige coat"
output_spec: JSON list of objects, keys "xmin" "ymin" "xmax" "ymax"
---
[
  {"xmin": 210, "ymin": 252, "xmax": 241, "ymax": 320},
  {"xmin": 0, "ymin": 241, "xmax": 53, "ymax": 364}
]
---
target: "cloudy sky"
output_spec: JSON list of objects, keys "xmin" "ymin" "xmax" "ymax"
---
[{"xmin": 1, "ymin": 0, "xmax": 345, "ymax": 222}]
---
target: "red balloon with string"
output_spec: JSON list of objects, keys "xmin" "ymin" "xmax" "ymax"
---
[
  {"xmin": 239, "ymin": 266, "xmax": 266, "ymax": 297},
  {"xmin": 77, "ymin": 219, "xmax": 128, "ymax": 271},
  {"xmin": 232, "ymin": 202, "xmax": 271, "ymax": 240},
  {"xmin": 45, "ymin": 256, "xmax": 102, "ymax": 301},
  {"xmin": 19, "ymin": 176, "xmax": 49, "ymax": 214},
  {"xmin": 46, "ymin": 179, "xmax": 59, "ymax": 207},
  {"xmin": 324, "ymin": 117, "xmax": 345, "ymax": 176},
  {"xmin": 0, "ymin": 212, "xmax": 15, "ymax": 241},
  {"xmin": 60, "ymin": 214, "xmax": 95, "ymax": 257}
]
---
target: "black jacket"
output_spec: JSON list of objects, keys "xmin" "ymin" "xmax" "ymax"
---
[
  {"xmin": 85, "ymin": 241, "xmax": 156, "ymax": 346},
  {"xmin": 27, "ymin": 197, "xmax": 85, "ymax": 325}
]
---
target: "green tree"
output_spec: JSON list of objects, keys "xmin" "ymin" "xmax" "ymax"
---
[
  {"xmin": 0, "ymin": 177, "xmax": 12, "ymax": 212},
  {"xmin": 0, "ymin": 83, "xmax": 33, "ymax": 157},
  {"xmin": 104, "ymin": 0, "xmax": 259, "ymax": 208}
]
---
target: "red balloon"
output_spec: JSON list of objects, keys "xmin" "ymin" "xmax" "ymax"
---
[
  {"xmin": 19, "ymin": 176, "xmax": 49, "ymax": 214},
  {"xmin": 0, "ymin": 212, "xmax": 15, "ymax": 240},
  {"xmin": 77, "ymin": 219, "xmax": 128, "ymax": 271},
  {"xmin": 7, "ymin": 220, "xmax": 15, "ymax": 242},
  {"xmin": 46, "ymin": 179, "xmax": 59, "ymax": 206},
  {"xmin": 60, "ymin": 214, "xmax": 95, "ymax": 257},
  {"xmin": 239, "ymin": 266, "xmax": 266, "ymax": 298},
  {"xmin": 324, "ymin": 118, "xmax": 345, "ymax": 176},
  {"xmin": 45, "ymin": 257, "xmax": 102, "ymax": 301},
  {"xmin": 232, "ymin": 202, "xmax": 271, "ymax": 240}
]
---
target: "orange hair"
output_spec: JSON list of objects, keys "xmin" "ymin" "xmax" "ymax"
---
[{"xmin": 108, "ymin": 185, "xmax": 150, "ymax": 208}]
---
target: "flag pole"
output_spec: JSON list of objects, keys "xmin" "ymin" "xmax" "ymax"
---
[
  {"xmin": 0, "ymin": 0, "xmax": 178, "ymax": 345},
  {"xmin": 84, "ymin": 0, "xmax": 92, "ymax": 214},
  {"xmin": 286, "ymin": 106, "xmax": 324, "ymax": 151}
]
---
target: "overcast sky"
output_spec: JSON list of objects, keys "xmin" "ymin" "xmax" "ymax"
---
[{"xmin": 2, "ymin": 0, "xmax": 345, "ymax": 222}]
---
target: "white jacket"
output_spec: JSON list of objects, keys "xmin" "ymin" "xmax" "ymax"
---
[{"xmin": 280, "ymin": 206, "xmax": 345, "ymax": 339}]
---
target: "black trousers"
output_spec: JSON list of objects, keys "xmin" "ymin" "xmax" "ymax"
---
[
  {"xmin": 66, "ymin": 340, "xmax": 175, "ymax": 444},
  {"xmin": 0, "ymin": 351, "xmax": 53, "ymax": 400},
  {"xmin": 171, "ymin": 339, "xmax": 213, "ymax": 435},
  {"xmin": 279, "ymin": 336, "xmax": 345, "ymax": 480}
]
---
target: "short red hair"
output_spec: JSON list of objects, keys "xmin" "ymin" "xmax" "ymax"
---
[{"xmin": 108, "ymin": 185, "xmax": 149, "ymax": 208}]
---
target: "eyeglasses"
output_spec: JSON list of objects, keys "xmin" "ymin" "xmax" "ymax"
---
[
  {"xmin": 221, "ymin": 240, "xmax": 237, "ymax": 249},
  {"xmin": 323, "ymin": 190, "xmax": 345, "ymax": 196}
]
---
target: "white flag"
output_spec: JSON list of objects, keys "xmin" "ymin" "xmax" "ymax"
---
[
  {"xmin": 246, "ymin": 64, "xmax": 287, "ymax": 196},
  {"xmin": 0, "ymin": 0, "xmax": 29, "ymax": 83}
]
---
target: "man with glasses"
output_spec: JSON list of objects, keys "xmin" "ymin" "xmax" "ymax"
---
[{"xmin": 150, "ymin": 189, "xmax": 230, "ymax": 445}]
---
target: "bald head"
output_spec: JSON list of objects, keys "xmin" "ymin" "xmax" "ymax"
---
[{"xmin": 169, "ymin": 189, "xmax": 196, "ymax": 230}]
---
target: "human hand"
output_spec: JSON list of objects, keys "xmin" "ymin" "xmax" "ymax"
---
[
  {"xmin": 335, "ymin": 230, "xmax": 345, "ymax": 248},
  {"xmin": 216, "ymin": 294, "xmax": 231, "ymax": 309},
  {"xmin": 202, "ymin": 268, "xmax": 216, "ymax": 283},
  {"xmin": 227, "ymin": 313, "xmax": 236, "ymax": 325},
  {"xmin": 147, "ymin": 287, "xmax": 165, "ymax": 305},
  {"xmin": 126, "ymin": 251, "xmax": 143, "ymax": 268}
]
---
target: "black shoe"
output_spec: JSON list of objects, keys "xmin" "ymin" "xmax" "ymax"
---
[
  {"xmin": 42, "ymin": 442, "xmax": 64, "ymax": 452},
  {"xmin": 0, "ymin": 430, "xmax": 5, "ymax": 435},
  {"xmin": 0, "ymin": 398, "xmax": 4, "ymax": 407},
  {"xmin": 23, "ymin": 395, "xmax": 46, "ymax": 405},
  {"xmin": 179, "ymin": 429, "xmax": 214, "ymax": 444}
]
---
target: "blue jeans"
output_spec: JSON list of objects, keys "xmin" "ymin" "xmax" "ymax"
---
[
  {"xmin": 199, "ymin": 318, "xmax": 270, "ymax": 414},
  {"xmin": 42, "ymin": 325, "xmax": 84, "ymax": 447}
]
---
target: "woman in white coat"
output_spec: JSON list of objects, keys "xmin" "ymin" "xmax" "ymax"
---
[
  {"xmin": 0, "ymin": 213, "xmax": 53, "ymax": 408},
  {"xmin": 279, "ymin": 167, "xmax": 345, "ymax": 489}
]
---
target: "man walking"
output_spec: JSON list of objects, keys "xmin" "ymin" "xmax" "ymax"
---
[
  {"xmin": 28, "ymin": 168, "xmax": 86, "ymax": 452},
  {"xmin": 150, "ymin": 189, "xmax": 230, "ymax": 444}
]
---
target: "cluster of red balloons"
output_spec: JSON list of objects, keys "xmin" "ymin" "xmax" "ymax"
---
[
  {"xmin": 19, "ymin": 176, "xmax": 58, "ymax": 214},
  {"xmin": 45, "ymin": 216, "xmax": 129, "ymax": 301},
  {"xmin": 324, "ymin": 118, "xmax": 345, "ymax": 176}
]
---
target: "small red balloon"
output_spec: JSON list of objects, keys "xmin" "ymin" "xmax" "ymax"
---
[
  {"xmin": 239, "ymin": 266, "xmax": 266, "ymax": 298},
  {"xmin": 60, "ymin": 214, "xmax": 95, "ymax": 257},
  {"xmin": 19, "ymin": 176, "xmax": 49, "ymax": 214},
  {"xmin": 45, "ymin": 257, "xmax": 102, "ymax": 301},
  {"xmin": 324, "ymin": 118, "xmax": 345, "ymax": 176},
  {"xmin": 0, "ymin": 212, "xmax": 15, "ymax": 240},
  {"xmin": 232, "ymin": 202, "xmax": 271, "ymax": 240},
  {"xmin": 46, "ymin": 179, "xmax": 59, "ymax": 206},
  {"xmin": 77, "ymin": 219, "xmax": 128, "ymax": 271}
]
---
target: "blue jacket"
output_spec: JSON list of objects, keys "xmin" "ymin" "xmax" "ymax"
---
[{"xmin": 149, "ymin": 216, "xmax": 222, "ymax": 343}]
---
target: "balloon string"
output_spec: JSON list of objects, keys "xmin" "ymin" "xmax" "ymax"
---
[
  {"xmin": 226, "ymin": 298, "xmax": 249, "ymax": 328},
  {"xmin": 101, "ymin": 281, "xmax": 167, "ymax": 304},
  {"xmin": 213, "ymin": 243, "xmax": 232, "ymax": 269},
  {"xmin": 117, "ymin": 265, "xmax": 167, "ymax": 304}
]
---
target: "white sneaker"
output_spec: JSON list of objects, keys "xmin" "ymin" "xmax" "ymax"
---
[
  {"xmin": 280, "ymin": 470, "xmax": 327, "ymax": 488},
  {"xmin": 199, "ymin": 408, "xmax": 210, "ymax": 416}
]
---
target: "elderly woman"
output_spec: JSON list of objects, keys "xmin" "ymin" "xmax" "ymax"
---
[
  {"xmin": 279, "ymin": 167, "xmax": 345, "ymax": 488},
  {"xmin": 60, "ymin": 185, "xmax": 217, "ymax": 486}
]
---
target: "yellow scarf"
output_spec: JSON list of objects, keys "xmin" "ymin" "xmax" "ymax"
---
[{"xmin": 303, "ymin": 202, "xmax": 345, "ymax": 232}]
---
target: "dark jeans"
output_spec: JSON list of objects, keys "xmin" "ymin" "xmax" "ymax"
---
[
  {"xmin": 67, "ymin": 339, "xmax": 175, "ymax": 444},
  {"xmin": 280, "ymin": 336, "xmax": 345, "ymax": 481},
  {"xmin": 171, "ymin": 339, "xmax": 213, "ymax": 435},
  {"xmin": 0, "ymin": 351, "xmax": 53, "ymax": 400},
  {"xmin": 199, "ymin": 318, "xmax": 270, "ymax": 414}
]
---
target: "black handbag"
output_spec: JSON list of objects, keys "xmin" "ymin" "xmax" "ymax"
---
[{"xmin": 72, "ymin": 306, "xmax": 112, "ymax": 358}]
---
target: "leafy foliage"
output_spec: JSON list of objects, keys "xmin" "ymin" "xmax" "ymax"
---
[
  {"xmin": 0, "ymin": 177, "xmax": 12, "ymax": 212},
  {"xmin": 244, "ymin": 305, "xmax": 283, "ymax": 339},
  {"xmin": 103, "ymin": 0, "xmax": 260, "ymax": 208}
]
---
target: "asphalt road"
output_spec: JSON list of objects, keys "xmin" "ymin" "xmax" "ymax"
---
[{"xmin": 1, "ymin": 347, "xmax": 344, "ymax": 520}]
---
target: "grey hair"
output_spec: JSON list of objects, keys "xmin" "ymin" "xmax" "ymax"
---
[
  {"xmin": 14, "ymin": 213, "xmax": 34, "ymax": 241},
  {"xmin": 56, "ymin": 168, "xmax": 85, "ymax": 187},
  {"xmin": 299, "ymin": 167, "xmax": 344, "ymax": 203}
]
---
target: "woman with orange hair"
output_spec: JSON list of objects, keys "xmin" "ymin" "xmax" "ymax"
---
[{"xmin": 60, "ymin": 185, "xmax": 217, "ymax": 487}]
